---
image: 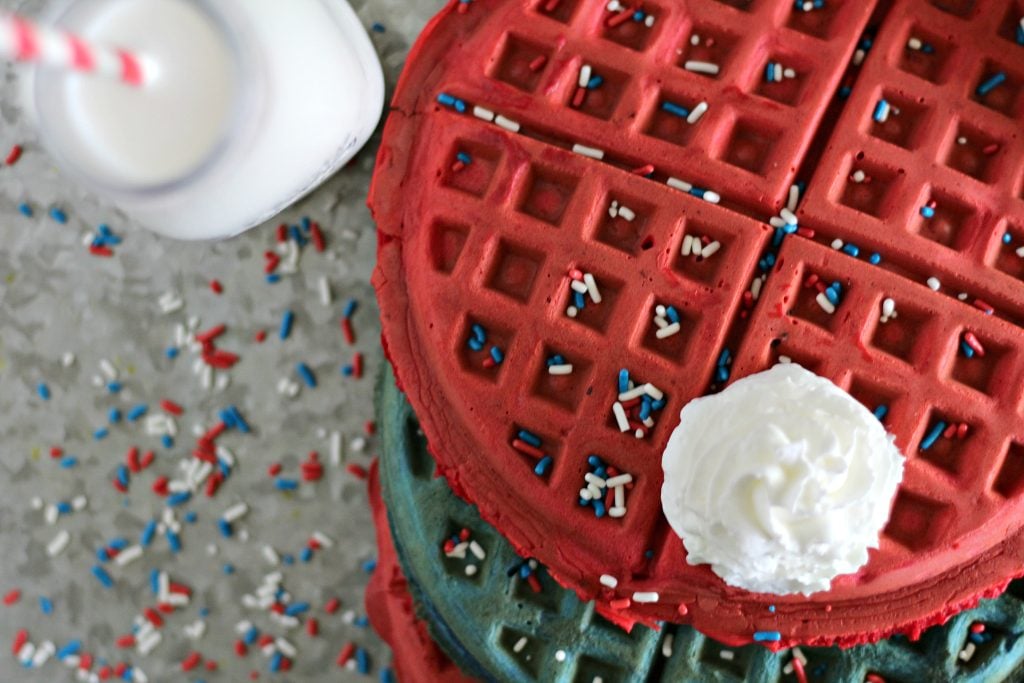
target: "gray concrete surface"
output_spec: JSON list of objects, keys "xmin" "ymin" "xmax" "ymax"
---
[{"xmin": 0, "ymin": 0, "xmax": 443, "ymax": 680}]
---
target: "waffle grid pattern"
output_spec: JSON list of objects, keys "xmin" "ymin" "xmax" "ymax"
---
[
  {"xmin": 378, "ymin": 367, "xmax": 1024, "ymax": 683},
  {"xmin": 370, "ymin": 0, "xmax": 1024, "ymax": 646},
  {"xmin": 798, "ymin": 0, "xmax": 1024, "ymax": 324},
  {"xmin": 440, "ymin": 0, "xmax": 881, "ymax": 214}
]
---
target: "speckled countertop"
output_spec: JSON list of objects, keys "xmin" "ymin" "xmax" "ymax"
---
[{"xmin": 0, "ymin": 0, "xmax": 442, "ymax": 680}]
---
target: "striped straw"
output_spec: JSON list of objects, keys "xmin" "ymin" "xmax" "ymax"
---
[{"xmin": 0, "ymin": 12, "xmax": 148, "ymax": 86}]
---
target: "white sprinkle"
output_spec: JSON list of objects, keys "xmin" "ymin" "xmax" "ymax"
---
[
  {"xmin": 831, "ymin": 238, "xmax": 844, "ymax": 250},
  {"xmin": 684, "ymin": 60, "xmax": 719, "ymax": 75},
  {"xmin": 579, "ymin": 487, "xmax": 593, "ymax": 501},
  {"xmin": 44, "ymin": 504, "xmax": 59, "ymax": 526},
  {"xmin": 662, "ymin": 633, "xmax": 674, "ymax": 657},
  {"xmin": 61, "ymin": 352, "xmax": 75, "ymax": 368},
  {"xmin": 583, "ymin": 273, "xmax": 602, "ymax": 303},
  {"xmin": 318, "ymin": 276, "xmax": 331, "ymax": 306},
  {"xmin": 114, "ymin": 545, "xmax": 144, "ymax": 566},
  {"xmin": 605, "ymin": 474, "xmax": 633, "ymax": 488},
  {"xmin": 566, "ymin": 305, "xmax": 578, "ymax": 318},
  {"xmin": 609, "ymin": 506, "xmax": 626, "ymax": 518},
  {"xmin": 881, "ymin": 298, "xmax": 896, "ymax": 322},
  {"xmin": 578, "ymin": 63, "xmax": 593, "ymax": 88},
  {"xmin": 1016, "ymin": 245, "xmax": 1024, "ymax": 258},
  {"xmin": 618, "ymin": 205, "xmax": 636, "ymax": 222},
  {"xmin": 329, "ymin": 431, "xmax": 342, "ymax": 466},
  {"xmin": 275, "ymin": 637, "xmax": 297, "ymax": 658},
  {"xmin": 690, "ymin": 34, "xmax": 701, "ymax": 46},
  {"xmin": 780, "ymin": 207, "xmax": 798, "ymax": 226},
  {"xmin": 618, "ymin": 385, "xmax": 646, "ymax": 401},
  {"xmin": 769, "ymin": 216, "xmax": 786, "ymax": 228},
  {"xmin": 686, "ymin": 101, "xmax": 708, "ymax": 124},
  {"xmin": 751, "ymin": 276, "xmax": 764, "ymax": 301},
  {"xmin": 47, "ymin": 530, "xmax": 70, "ymax": 557},
  {"xmin": 608, "ymin": 200, "xmax": 619, "ymax": 218},
  {"xmin": 555, "ymin": 649, "xmax": 567, "ymax": 662},
  {"xmin": 907, "ymin": 37, "xmax": 922, "ymax": 50},
  {"xmin": 853, "ymin": 48, "xmax": 866, "ymax": 66},
  {"xmin": 572, "ymin": 143, "xmax": 604, "ymax": 160},
  {"xmin": 959, "ymin": 641, "xmax": 976, "ymax": 662},
  {"xmin": 644, "ymin": 14, "xmax": 655, "ymax": 27},
  {"xmin": 548, "ymin": 364, "xmax": 574, "ymax": 375},
  {"xmin": 773, "ymin": 63, "xmax": 783, "ymax": 81},
  {"xmin": 701, "ymin": 240, "xmax": 722, "ymax": 258},
  {"xmin": 16, "ymin": 643, "xmax": 34, "ymax": 665},
  {"xmin": 571, "ymin": 280, "xmax": 588, "ymax": 295},
  {"xmin": 351, "ymin": 435, "xmax": 367, "ymax": 453},
  {"xmin": 158, "ymin": 571, "xmax": 170, "ymax": 601},
  {"xmin": 793, "ymin": 647, "xmax": 807, "ymax": 665},
  {"xmin": 612, "ymin": 402, "xmax": 630, "ymax": 432},
  {"xmin": 654, "ymin": 315, "xmax": 668, "ymax": 329},
  {"xmin": 927, "ymin": 276, "xmax": 941, "ymax": 291},
  {"xmin": 656, "ymin": 322, "xmax": 681, "ymax": 339},
  {"xmin": 262, "ymin": 545, "xmax": 280, "ymax": 566},
  {"xmin": 702, "ymin": 190, "xmax": 721, "ymax": 204},
  {"xmin": 472, "ymin": 106, "xmax": 495, "ymax": 122},
  {"xmin": 599, "ymin": 574, "xmax": 618, "ymax": 588},
  {"xmin": 513, "ymin": 636, "xmax": 528, "ymax": 653},
  {"xmin": 99, "ymin": 358, "xmax": 118, "ymax": 380},
  {"xmin": 223, "ymin": 503, "xmax": 249, "ymax": 523},
  {"xmin": 957, "ymin": 136, "xmax": 967, "ymax": 145},
  {"xmin": 584, "ymin": 472, "xmax": 607, "ymax": 488},
  {"xmin": 32, "ymin": 641, "xmax": 54, "ymax": 667},
  {"xmin": 720, "ymin": 649, "xmax": 735, "ymax": 661},
  {"xmin": 681, "ymin": 234, "xmax": 694, "ymax": 256},
  {"xmin": 851, "ymin": 169, "xmax": 866, "ymax": 183},
  {"xmin": 137, "ymin": 630, "xmax": 162, "ymax": 656},
  {"xmin": 634, "ymin": 427, "xmax": 646, "ymax": 439},
  {"xmin": 465, "ymin": 564, "xmax": 478, "ymax": 576},
  {"xmin": 643, "ymin": 383, "xmax": 664, "ymax": 400},
  {"xmin": 816, "ymin": 292, "xmax": 836, "ymax": 314},
  {"xmin": 469, "ymin": 540, "xmax": 487, "ymax": 560},
  {"xmin": 495, "ymin": 115, "xmax": 521, "ymax": 132},
  {"xmin": 667, "ymin": 177, "xmax": 692, "ymax": 192},
  {"xmin": 312, "ymin": 531, "xmax": 335, "ymax": 548},
  {"xmin": 632, "ymin": 591, "xmax": 659, "ymax": 603}
]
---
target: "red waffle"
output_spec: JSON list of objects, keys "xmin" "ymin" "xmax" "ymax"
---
[
  {"xmin": 365, "ymin": 462, "xmax": 474, "ymax": 683},
  {"xmin": 370, "ymin": 0, "xmax": 1024, "ymax": 648}
]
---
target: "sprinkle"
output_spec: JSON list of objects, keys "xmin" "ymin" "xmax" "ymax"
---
[
  {"xmin": 279, "ymin": 310, "xmax": 295, "ymax": 340},
  {"xmin": 18, "ymin": 202, "xmax": 32, "ymax": 217},
  {"xmin": 599, "ymin": 574, "xmax": 618, "ymax": 588},
  {"xmin": 921, "ymin": 420, "xmax": 946, "ymax": 451},
  {"xmin": 534, "ymin": 455, "xmax": 553, "ymax": 476},
  {"xmin": 296, "ymin": 363, "xmax": 317, "ymax": 388},
  {"xmin": 572, "ymin": 143, "xmax": 605, "ymax": 160},
  {"xmin": 661, "ymin": 101, "xmax": 690, "ymax": 118},
  {"xmin": 872, "ymin": 99, "xmax": 891, "ymax": 123},
  {"xmin": 437, "ymin": 92, "xmax": 467, "ymax": 113},
  {"xmin": 36, "ymin": 383, "xmax": 50, "ymax": 400},
  {"xmin": 632, "ymin": 591, "xmax": 659, "ymax": 603},
  {"xmin": 684, "ymin": 60, "xmax": 719, "ymax": 75},
  {"xmin": 686, "ymin": 101, "xmax": 708, "ymax": 124},
  {"xmin": 495, "ymin": 115, "xmax": 521, "ymax": 132},
  {"xmin": 976, "ymin": 72, "xmax": 1007, "ymax": 97},
  {"xmin": 920, "ymin": 204, "xmax": 935, "ymax": 218},
  {"xmin": 926, "ymin": 277, "xmax": 941, "ymax": 291},
  {"xmin": 48, "ymin": 207, "xmax": 67, "ymax": 224},
  {"xmin": 754, "ymin": 630, "xmax": 781, "ymax": 642},
  {"xmin": 5, "ymin": 144, "xmax": 22, "ymax": 165},
  {"xmin": 472, "ymin": 105, "xmax": 495, "ymax": 122},
  {"xmin": 91, "ymin": 565, "xmax": 114, "ymax": 589}
]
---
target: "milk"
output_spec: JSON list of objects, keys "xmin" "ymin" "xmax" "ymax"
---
[{"xmin": 31, "ymin": 0, "xmax": 384, "ymax": 240}]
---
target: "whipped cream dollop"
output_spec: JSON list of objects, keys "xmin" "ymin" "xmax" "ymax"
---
[{"xmin": 661, "ymin": 363, "xmax": 905, "ymax": 596}]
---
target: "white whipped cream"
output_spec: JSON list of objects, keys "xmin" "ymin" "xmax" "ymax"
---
[{"xmin": 661, "ymin": 363, "xmax": 905, "ymax": 596}]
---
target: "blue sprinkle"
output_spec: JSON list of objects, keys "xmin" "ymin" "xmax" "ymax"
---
[
  {"xmin": 717, "ymin": 348, "xmax": 732, "ymax": 367},
  {"xmin": 1003, "ymin": 232, "xmax": 1013, "ymax": 244},
  {"xmin": 355, "ymin": 615, "xmax": 369, "ymax": 627},
  {"xmin": 217, "ymin": 519, "xmax": 233, "ymax": 537},
  {"xmin": 228, "ymin": 405, "xmax": 250, "ymax": 433},
  {"xmin": 633, "ymin": 10, "xmax": 644, "ymax": 20},
  {"xmin": 471, "ymin": 323, "xmax": 486, "ymax": 342},
  {"xmin": 977, "ymin": 71, "xmax": 1007, "ymax": 96},
  {"xmin": 39, "ymin": 596, "xmax": 53, "ymax": 615},
  {"xmin": 841, "ymin": 243, "xmax": 860, "ymax": 258},
  {"xmin": 661, "ymin": 101, "xmax": 690, "ymax": 118},
  {"xmin": 380, "ymin": 667, "xmax": 396, "ymax": 683},
  {"xmin": 754, "ymin": 630, "xmax": 781, "ymax": 642},
  {"xmin": 344, "ymin": 298, "xmax": 359, "ymax": 319},
  {"xmin": 715, "ymin": 365, "xmax": 730, "ymax": 383},
  {"xmin": 651, "ymin": 398, "xmax": 666, "ymax": 410},
  {"xmin": 289, "ymin": 224, "xmax": 305, "ymax": 245},
  {"xmin": 96, "ymin": 548, "xmax": 110, "ymax": 562},
  {"xmin": 489, "ymin": 346, "xmax": 504, "ymax": 364},
  {"xmin": 269, "ymin": 651, "xmax": 283, "ymax": 672},
  {"xmin": 219, "ymin": 408, "xmax": 237, "ymax": 429},
  {"xmin": 18, "ymin": 202, "xmax": 32, "ymax": 217},
  {"xmin": 960, "ymin": 339, "xmax": 975, "ymax": 358},
  {"xmin": 184, "ymin": 511, "xmax": 198, "ymax": 524},
  {"xmin": 279, "ymin": 309, "xmax": 295, "ymax": 340},
  {"xmin": 282, "ymin": 554, "xmax": 295, "ymax": 565},
  {"xmin": 161, "ymin": 434, "xmax": 174, "ymax": 449},
  {"xmin": 165, "ymin": 346, "xmax": 179, "ymax": 359},
  {"xmin": 244, "ymin": 626, "xmax": 259, "ymax": 644},
  {"xmin": 872, "ymin": 99, "xmax": 890, "ymax": 123},
  {"xmin": 108, "ymin": 408, "xmax": 122, "ymax": 424},
  {"xmin": 284, "ymin": 602, "xmax": 310, "ymax": 616},
  {"xmin": 437, "ymin": 92, "xmax": 466, "ymax": 113},
  {"xmin": 765, "ymin": 62, "xmax": 775, "ymax": 82},
  {"xmin": 824, "ymin": 286, "xmax": 840, "ymax": 305},
  {"xmin": 666, "ymin": 306, "xmax": 680, "ymax": 324},
  {"xmin": 37, "ymin": 383, "xmax": 50, "ymax": 400},
  {"xmin": 341, "ymin": 365, "xmax": 354, "ymax": 376},
  {"xmin": 869, "ymin": 252, "xmax": 882, "ymax": 265},
  {"xmin": 56, "ymin": 501, "xmax": 72, "ymax": 515},
  {"xmin": 534, "ymin": 455, "xmax": 553, "ymax": 476},
  {"xmin": 839, "ymin": 85, "xmax": 852, "ymax": 99},
  {"xmin": 873, "ymin": 404, "xmax": 889, "ymax": 421},
  {"xmin": 768, "ymin": 605, "xmax": 776, "ymax": 613},
  {"xmin": 371, "ymin": 21, "xmax": 386, "ymax": 32},
  {"xmin": 150, "ymin": 569, "xmax": 160, "ymax": 595},
  {"xmin": 107, "ymin": 381, "xmax": 122, "ymax": 394},
  {"xmin": 116, "ymin": 465, "xmax": 129, "ymax": 488},
  {"xmin": 91, "ymin": 565, "xmax": 114, "ymax": 588},
  {"xmin": 618, "ymin": 369, "xmax": 630, "ymax": 393},
  {"xmin": 296, "ymin": 363, "xmax": 317, "ymax": 388},
  {"xmin": 1017, "ymin": 22, "xmax": 1024, "ymax": 46},
  {"xmin": 49, "ymin": 207, "xmax": 67, "ymax": 224},
  {"xmin": 109, "ymin": 537, "xmax": 128, "ymax": 550},
  {"xmin": 969, "ymin": 632, "xmax": 985, "ymax": 644},
  {"xmin": 639, "ymin": 396, "xmax": 652, "ymax": 421},
  {"xmin": 518, "ymin": 430, "xmax": 542, "ymax": 447},
  {"xmin": 587, "ymin": 75, "xmax": 604, "ymax": 89},
  {"xmin": 166, "ymin": 529, "xmax": 182, "ymax": 553},
  {"xmin": 275, "ymin": 478, "xmax": 299, "ymax": 491},
  {"xmin": 920, "ymin": 420, "xmax": 946, "ymax": 451},
  {"xmin": 920, "ymin": 205, "xmax": 935, "ymax": 219},
  {"xmin": 573, "ymin": 290, "xmax": 586, "ymax": 309},
  {"xmin": 223, "ymin": 563, "xmax": 235, "ymax": 575},
  {"xmin": 363, "ymin": 559, "xmax": 378, "ymax": 573},
  {"xmin": 468, "ymin": 337, "xmax": 484, "ymax": 352},
  {"xmin": 56, "ymin": 640, "xmax": 81, "ymax": 660},
  {"xmin": 126, "ymin": 404, "xmax": 148, "ymax": 421},
  {"xmin": 593, "ymin": 500, "xmax": 606, "ymax": 518},
  {"xmin": 772, "ymin": 227, "xmax": 785, "ymax": 248},
  {"xmin": 120, "ymin": 666, "xmax": 133, "ymax": 680},
  {"xmin": 456, "ymin": 152, "xmax": 472, "ymax": 165},
  {"xmin": 59, "ymin": 456, "xmax": 77, "ymax": 469},
  {"xmin": 301, "ymin": 216, "xmax": 312, "ymax": 230},
  {"xmin": 266, "ymin": 273, "xmax": 281, "ymax": 284},
  {"xmin": 356, "ymin": 647, "xmax": 370, "ymax": 674},
  {"xmin": 141, "ymin": 519, "xmax": 157, "ymax": 547},
  {"xmin": 519, "ymin": 564, "xmax": 532, "ymax": 579},
  {"xmin": 300, "ymin": 547, "xmax": 313, "ymax": 563}
]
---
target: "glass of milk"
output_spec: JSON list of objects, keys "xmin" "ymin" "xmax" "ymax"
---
[{"xmin": 29, "ymin": 0, "xmax": 385, "ymax": 240}]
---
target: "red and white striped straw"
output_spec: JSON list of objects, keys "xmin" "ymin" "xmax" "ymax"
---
[{"xmin": 0, "ymin": 12, "xmax": 148, "ymax": 86}]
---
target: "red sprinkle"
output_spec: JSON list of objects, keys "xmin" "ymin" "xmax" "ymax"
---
[
  {"xmin": 254, "ymin": 329, "xmax": 267, "ymax": 343},
  {"xmin": 310, "ymin": 222, "xmax": 325, "ymax": 252},
  {"xmin": 306, "ymin": 617, "xmax": 319, "ymax": 637},
  {"xmin": 957, "ymin": 422, "xmax": 969, "ymax": 439},
  {"xmin": 609, "ymin": 598, "xmax": 631, "ymax": 609},
  {"xmin": 234, "ymin": 640, "xmax": 248, "ymax": 657},
  {"xmin": 336, "ymin": 643, "xmax": 356, "ymax": 667},
  {"xmin": 963, "ymin": 331, "xmax": 985, "ymax": 357},
  {"xmin": 276, "ymin": 224, "xmax": 287, "ymax": 242},
  {"xmin": 181, "ymin": 651, "xmax": 202, "ymax": 671},
  {"xmin": 89, "ymin": 245, "xmax": 114, "ymax": 257},
  {"xmin": 526, "ymin": 573, "xmax": 541, "ymax": 593},
  {"xmin": 210, "ymin": 280, "xmax": 223, "ymax": 294},
  {"xmin": 50, "ymin": 446, "xmax": 63, "ymax": 459},
  {"xmin": 195, "ymin": 324, "xmax": 227, "ymax": 344},
  {"xmin": 353, "ymin": 352, "xmax": 364, "ymax": 379},
  {"xmin": 160, "ymin": 399, "xmax": 184, "ymax": 415},
  {"xmin": 792, "ymin": 656, "xmax": 808, "ymax": 683},
  {"xmin": 12, "ymin": 628, "xmax": 28, "ymax": 655},
  {"xmin": 972, "ymin": 299, "xmax": 994, "ymax": 315},
  {"xmin": 268, "ymin": 463, "xmax": 282, "ymax": 477},
  {"xmin": 115, "ymin": 635, "xmax": 136, "ymax": 648},
  {"xmin": 970, "ymin": 622, "xmax": 986, "ymax": 634},
  {"xmin": 144, "ymin": 607, "xmax": 164, "ymax": 627},
  {"xmin": 152, "ymin": 476, "xmax": 170, "ymax": 496},
  {"xmin": 677, "ymin": 602, "xmax": 688, "ymax": 616},
  {"xmin": 571, "ymin": 85, "xmax": 586, "ymax": 108},
  {"xmin": 346, "ymin": 463, "xmax": 368, "ymax": 480},
  {"xmin": 126, "ymin": 447, "xmax": 141, "ymax": 473},
  {"xmin": 364, "ymin": 420, "xmax": 376, "ymax": 436},
  {"xmin": 341, "ymin": 318, "xmax": 356, "ymax": 345},
  {"xmin": 865, "ymin": 675, "xmax": 887, "ymax": 683},
  {"xmin": 632, "ymin": 164, "xmax": 655, "ymax": 176},
  {"xmin": 3, "ymin": 589, "xmax": 21, "ymax": 606},
  {"xmin": 511, "ymin": 439, "xmax": 545, "ymax": 459},
  {"xmin": 606, "ymin": 7, "xmax": 633, "ymax": 27},
  {"xmin": 528, "ymin": 55, "xmax": 547, "ymax": 72},
  {"xmin": 324, "ymin": 597, "xmax": 341, "ymax": 614},
  {"xmin": 5, "ymin": 144, "xmax": 23, "ymax": 165}
]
